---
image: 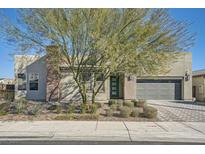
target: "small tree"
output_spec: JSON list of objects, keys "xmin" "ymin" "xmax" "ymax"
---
[{"xmin": 0, "ymin": 9, "xmax": 195, "ymax": 104}]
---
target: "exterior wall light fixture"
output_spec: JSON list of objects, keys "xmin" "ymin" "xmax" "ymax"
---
[{"xmin": 185, "ymin": 71, "xmax": 190, "ymax": 81}]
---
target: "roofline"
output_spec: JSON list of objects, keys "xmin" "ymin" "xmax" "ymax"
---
[
  {"xmin": 193, "ymin": 69, "xmax": 205, "ymax": 72},
  {"xmin": 193, "ymin": 74, "xmax": 205, "ymax": 78}
]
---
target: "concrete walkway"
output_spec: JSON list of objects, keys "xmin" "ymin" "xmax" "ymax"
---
[{"xmin": 1, "ymin": 121, "xmax": 205, "ymax": 144}]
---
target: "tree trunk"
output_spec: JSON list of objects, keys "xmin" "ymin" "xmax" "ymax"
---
[
  {"xmin": 91, "ymin": 90, "xmax": 95, "ymax": 104},
  {"xmin": 73, "ymin": 77, "xmax": 87, "ymax": 104},
  {"xmin": 91, "ymin": 74, "xmax": 96, "ymax": 104}
]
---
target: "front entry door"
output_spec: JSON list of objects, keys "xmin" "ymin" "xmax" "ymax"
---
[{"xmin": 110, "ymin": 76, "xmax": 120, "ymax": 99}]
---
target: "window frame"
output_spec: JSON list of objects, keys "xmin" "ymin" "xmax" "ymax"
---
[{"xmin": 29, "ymin": 73, "xmax": 39, "ymax": 91}]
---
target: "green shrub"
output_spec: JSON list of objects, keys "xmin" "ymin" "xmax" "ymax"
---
[
  {"xmin": 117, "ymin": 101, "xmax": 123, "ymax": 110},
  {"xmin": 90, "ymin": 104, "xmax": 98, "ymax": 114},
  {"xmin": 106, "ymin": 109, "xmax": 113, "ymax": 117},
  {"xmin": 0, "ymin": 111, "xmax": 7, "ymax": 116},
  {"xmin": 54, "ymin": 114, "xmax": 99, "ymax": 120},
  {"xmin": 80, "ymin": 104, "xmax": 87, "ymax": 114},
  {"xmin": 108, "ymin": 99, "xmax": 117, "ymax": 106},
  {"xmin": 143, "ymin": 106, "xmax": 158, "ymax": 119},
  {"xmin": 119, "ymin": 106, "xmax": 132, "ymax": 118},
  {"xmin": 134, "ymin": 99, "xmax": 147, "ymax": 107},
  {"xmin": 110, "ymin": 104, "xmax": 118, "ymax": 111},
  {"xmin": 80, "ymin": 104, "xmax": 98, "ymax": 114},
  {"xmin": 67, "ymin": 105, "xmax": 76, "ymax": 114},
  {"xmin": 123, "ymin": 101, "xmax": 134, "ymax": 108},
  {"xmin": 131, "ymin": 109, "xmax": 140, "ymax": 117}
]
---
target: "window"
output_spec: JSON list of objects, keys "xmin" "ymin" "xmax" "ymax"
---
[
  {"xmin": 29, "ymin": 73, "xmax": 39, "ymax": 91},
  {"xmin": 81, "ymin": 73, "xmax": 91, "ymax": 82},
  {"xmin": 96, "ymin": 73, "xmax": 104, "ymax": 81},
  {"xmin": 17, "ymin": 73, "xmax": 26, "ymax": 90}
]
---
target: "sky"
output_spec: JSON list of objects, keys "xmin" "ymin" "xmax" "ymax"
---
[{"xmin": 0, "ymin": 8, "xmax": 205, "ymax": 79}]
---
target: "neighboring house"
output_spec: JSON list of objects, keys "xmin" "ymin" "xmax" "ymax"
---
[
  {"xmin": 14, "ymin": 52, "xmax": 192, "ymax": 102},
  {"xmin": 192, "ymin": 69, "xmax": 205, "ymax": 102},
  {"xmin": 0, "ymin": 78, "xmax": 15, "ymax": 91},
  {"xmin": 0, "ymin": 78, "xmax": 15, "ymax": 101}
]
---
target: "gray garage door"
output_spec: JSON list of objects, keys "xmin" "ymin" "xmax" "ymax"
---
[{"xmin": 136, "ymin": 79, "xmax": 182, "ymax": 100}]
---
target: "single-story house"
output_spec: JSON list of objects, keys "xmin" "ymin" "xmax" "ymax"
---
[
  {"xmin": 192, "ymin": 69, "xmax": 205, "ymax": 102},
  {"xmin": 14, "ymin": 52, "xmax": 192, "ymax": 102}
]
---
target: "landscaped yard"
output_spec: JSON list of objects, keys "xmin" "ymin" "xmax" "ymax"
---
[{"xmin": 0, "ymin": 99, "xmax": 158, "ymax": 121}]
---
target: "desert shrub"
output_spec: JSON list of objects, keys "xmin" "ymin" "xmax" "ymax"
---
[
  {"xmin": 134, "ymin": 99, "xmax": 147, "ymax": 107},
  {"xmin": 143, "ymin": 106, "xmax": 158, "ymax": 119},
  {"xmin": 0, "ymin": 111, "xmax": 7, "ymax": 116},
  {"xmin": 80, "ymin": 104, "xmax": 87, "ymax": 114},
  {"xmin": 119, "ymin": 106, "xmax": 132, "ymax": 118},
  {"xmin": 123, "ymin": 101, "xmax": 134, "ymax": 108},
  {"xmin": 90, "ymin": 104, "xmax": 98, "ymax": 114},
  {"xmin": 94, "ymin": 102, "xmax": 102, "ymax": 108},
  {"xmin": 106, "ymin": 109, "xmax": 113, "ymax": 117},
  {"xmin": 108, "ymin": 99, "xmax": 118, "ymax": 106},
  {"xmin": 80, "ymin": 104, "xmax": 98, "ymax": 114},
  {"xmin": 16, "ymin": 103, "xmax": 26, "ymax": 114},
  {"xmin": 47, "ymin": 104, "xmax": 57, "ymax": 110},
  {"xmin": 0, "ymin": 102, "xmax": 10, "ymax": 113},
  {"xmin": 131, "ymin": 108, "xmax": 140, "ymax": 117},
  {"xmin": 110, "ymin": 104, "xmax": 118, "ymax": 111},
  {"xmin": 56, "ymin": 105, "xmax": 62, "ymax": 114},
  {"xmin": 67, "ymin": 105, "xmax": 76, "ymax": 114},
  {"xmin": 15, "ymin": 98, "xmax": 28, "ymax": 114},
  {"xmin": 54, "ymin": 114, "xmax": 99, "ymax": 120},
  {"xmin": 15, "ymin": 98, "xmax": 28, "ymax": 105},
  {"xmin": 117, "ymin": 101, "xmax": 123, "ymax": 110},
  {"xmin": 27, "ymin": 104, "xmax": 41, "ymax": 115}
]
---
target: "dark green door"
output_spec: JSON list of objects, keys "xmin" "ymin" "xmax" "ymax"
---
[{"xmin": 110, "ymin": 76, "xmax": 120, "ymax": 98}]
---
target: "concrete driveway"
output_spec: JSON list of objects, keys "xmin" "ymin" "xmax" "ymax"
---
[{"xmin": 148, "ymin": 100, "xmax": 205, "ymax": 122}]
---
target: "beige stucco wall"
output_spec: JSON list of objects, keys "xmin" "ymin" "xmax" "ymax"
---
[
  {"xmin": 123, "ymin": 75, "xmax": 136, "ymax": 100},
  {"xmin": 59, "ymin": 73, "xmax": 109, "ymax": 103},
  {"xmin": 193, "ymin": 76, "xmax": 205, "ymax": 102}
]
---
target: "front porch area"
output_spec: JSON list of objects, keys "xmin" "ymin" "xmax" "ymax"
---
[{"xmin": 109, "ymin": 75, "xmax": 136, "ymax": 101}]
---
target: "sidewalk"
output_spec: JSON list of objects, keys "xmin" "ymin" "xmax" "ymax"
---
[{"xmin": 0, "ymin": 121, "xmax": 205, "ymax": 144}]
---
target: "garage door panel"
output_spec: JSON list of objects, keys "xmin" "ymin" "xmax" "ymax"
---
[{"xmin": 136, "ymin": 79, "xmax": 182, "ymax": 100}]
